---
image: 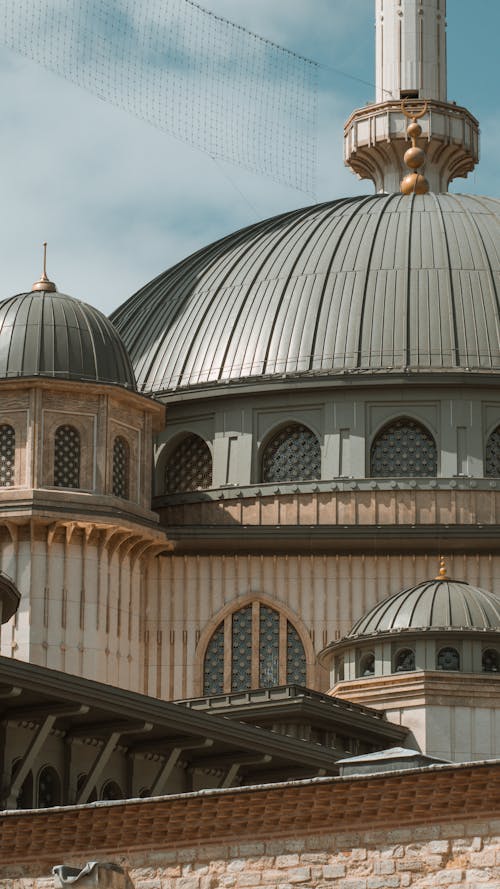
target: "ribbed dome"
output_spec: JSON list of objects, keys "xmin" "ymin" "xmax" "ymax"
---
[
  {"xmin": 0, "ymin": 290, "xmax": 136, "ymax": 388},
  {"xmin": 112, "ymin": 193, "xmax": 500, "ymax": 395},
  {"xmin": 349, "ymin": 580, "xmax": 500, "ymax": 637}
]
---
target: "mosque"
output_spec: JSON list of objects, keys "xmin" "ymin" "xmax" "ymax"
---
[{"xmin": 1, "ymin": 0, "xmax": 500, "ymax": 849}]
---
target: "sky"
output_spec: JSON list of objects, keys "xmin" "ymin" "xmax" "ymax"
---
[{"xmin": 0, "ymin": 0, "xmax": 499, "ymax": 315}]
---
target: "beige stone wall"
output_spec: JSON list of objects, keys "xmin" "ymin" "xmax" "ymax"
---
[
  {"xmin": 147, "ymin": 552, "xmax": 500, "ymax": 699},
  {"xmin": 5, "ymin": 819, "xmax": 500, "ymax": 888},
  {"xmin": 0, "ymin": 524, "xmax": 163, "ymax": 693},
  {"xmin": 0, "ymin": 379, "xmax": 162, "ymax": 512}
]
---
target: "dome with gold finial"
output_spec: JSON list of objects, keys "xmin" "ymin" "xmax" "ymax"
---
[
  {"xmin": 112, "ymin": 1, "xmax": 497, "ymax": 397},
  {"xmin": 345, "ymin": 572, "xmax": 500, "ymax": 637},
  {"xmin": 0, "ymin": 245, "xmax": 136, "ymax": 388}
]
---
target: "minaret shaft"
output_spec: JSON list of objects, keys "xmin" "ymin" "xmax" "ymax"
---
[{"xmin": 376, "ymin": 0, "xmax": 447, "ymax": 103}]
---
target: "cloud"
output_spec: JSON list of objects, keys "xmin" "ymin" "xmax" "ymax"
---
[{"xmin": 0, "ymin": 0, "xmax": 497, "ymax": 322}]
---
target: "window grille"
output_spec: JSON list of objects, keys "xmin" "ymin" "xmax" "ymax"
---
[
  {"xmin": 260, "ymin": 605, "xmax": 280, "ymax": 687},
  {"xmin": 37, "ymin": 766, "xmax": 61, "ymax": 808},
  {"xmin": 261, "ymin": 424, "xmax": 321, "ymax": 483},
  {"xmin": 54, "ymin": 425, "xmax": 80, "ymax": 488},
  {"xmin": 370, "ymin": 418, "xmax": 437, "ymax": 477},
  {"xmin": 482, "ymin": 649, "xmax": 500, "ymax": 673},
  {"xmin": 112, "ymin": 436, "xmax": 129, "ymax": 499},
  {"xmin": 437, "ymin": 647, "xmax": 460, "ymax": 671},
  {"xmin": 203, "ymin": 622, "xmax": 225, "ymax": 696},
  {"xmin": 286, "ymin": 621, "xmax": 307, "ymax": 684},
  {"xmin": 394, "ymin": 648, "xmax": 415, "ymax": 672},
  {"xmin": 486, "ymin": 426, "xmax": 500, "ymax": 476},
  {"xmin": 165, "ymin": 434, "xmax": 212, "ymax": 493},
  {"xmin": 203, "ymin": 602, "xmax": 307, "ymax": 694},
  {"xmin": 232, "ymin": 605, "xmax": 253, "ymax": 691},
  {"xmin": 0, "ymin": 424, "xmax": 15, "ymax": 487},
  {"xmin": 359, "ymin": 652, "xmax": 375, "ymax": 677}
]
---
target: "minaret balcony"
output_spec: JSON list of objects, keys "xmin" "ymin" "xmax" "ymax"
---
[{"xmin": 344, "ymin": 99, "xmax": 479, "ymax": 194}]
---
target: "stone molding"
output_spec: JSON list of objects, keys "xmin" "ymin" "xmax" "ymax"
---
[{"xmin": 331, "ymin": 671, "xmax": 500, "ymax": 709}]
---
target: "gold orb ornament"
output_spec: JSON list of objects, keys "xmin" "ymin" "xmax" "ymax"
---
[
  {"xmin": 407, "ymin": 121, "xmax": 422, "ymax": 139},
  {"xmin": 400, "ymin": 100, "xmax": 430, "ymax": 195},
  {"xmin": 401, "ymin": 173, "xmax": 430, "ymax": 195},
  {"xmin": 404, "ymin": 146, "xmax": 426, "ymax": 170}
]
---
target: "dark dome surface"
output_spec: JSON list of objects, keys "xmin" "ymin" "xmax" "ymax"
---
[
  {"xmin": 349, "ymin": 579, "xmax": 500, "ymax": 636},
  {"xmin": 112, "ymin": 193, "xmax": 500, "ymax": 395},
  {"xmin": 0, "ymin": 290, "xmax": 136, "ymax": 388}
]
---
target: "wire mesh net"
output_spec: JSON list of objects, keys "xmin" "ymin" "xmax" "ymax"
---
[{"xmin": 1, "ymin": 0, "xmax": 318, "ymax": 193}]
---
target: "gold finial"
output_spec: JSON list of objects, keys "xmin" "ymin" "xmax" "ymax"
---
[
  {"xmin": 32, "ymin": 242, "xmax": 57, "ymax": 293},
  {"xmin": 435, "ymin": 556, "xmax": 448, "ymax": 580},
  {"xmin": 400, "ymin": 100, "xmax": 430, "ymax": 196}
]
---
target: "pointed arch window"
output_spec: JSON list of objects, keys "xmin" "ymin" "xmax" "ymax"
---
[
  {"xmin": 165, "ymin": 433, "xmax": 212, "ymax": 493},
  {"xmin": 486, "ymin": 426, "xmax": 500, "ymax": 477},
  {"xmin": 112, "ymin": 435, "xmax": 130, "ymax": 499},
  {"xmin": 370, "ymin": 418, "xmax": 437, "ymax": 477},
  {"xmin": 54, "ymin": 425, "xmax": 81, "ymax": 488},
  {"xmin": 261, "ymin": 423, "xmax": 321, "ymax": 483},
  {"xmin": 0, "ymin": 425, "xmax": 15, "ymax": 486},
  {"xmin": 203, "ymin": 601, "xmax": 307, "ymax": 695}
]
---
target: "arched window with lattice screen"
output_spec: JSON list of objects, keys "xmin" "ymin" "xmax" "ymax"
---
[
  {"xmin": 54, "ymin": 425, "xmax": 81, "ymax": 488},
  {"xmin": 0, "ymin": 424, "xmax": 15, "ymax": 486},
  {"xmin": 112, "ymin": 436, "xmax": 130, "ymax": 499},
  {"xmin": 165, "ymin": 433, "xmax": 212, "ymax": 493},
  {"xmin": 203, "ymin": 601, "xmax": 307, "ymax": 695},
  {"xmin": 261, "ymin": 423, "xmax": 321, "ymax": 483},
  {"xmin": 486, "ymin": 426, "xmax": 500, "ymax": 477},
  {"xmin": 370, "ymin": 418, "xmax": 437, "ymax": 477}
]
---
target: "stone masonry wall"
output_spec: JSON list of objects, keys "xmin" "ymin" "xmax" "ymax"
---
[{"xmin": 4, "ymin": 818, "xmax": 500, "ymax": 889}]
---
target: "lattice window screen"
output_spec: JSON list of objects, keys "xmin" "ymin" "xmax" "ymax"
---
[
  {"xmin": 261, "ymin": 424, "xmax": 321, "ymax": 483},
  {"xmin": 286, "ymin": 621, "xmax": 307, "ymax": 684},
  {"xmin": 370, "ymin": 418, "xmax": 437, "ymax": 478},
  {"xmin": 203, "ymin": 623, "xmax": 225, "ymax": 695},
  {"xmin": 112, "ymin": 436, "xmax": 130, "ymax": 499},
  {"xmin": 260, "ymin": 606, "xmax": 280, "ymax": 687},
  {"xmin": 0, "ymin": 424, "xmax": 15, "ymax": 487},
  {"xmin": 54, "ymin": 425, "xmax": 81, "ymax": 488},
  {"xmin": 231, "ymin": 605, "xmax": 253, "ymax": 692},
  {"xmin": 165, "ymin": 434, "xmax": 212, "ymax": 493},
  {"xmin": 486, "ymin": 426, "xmax": 500, "ymax": 477},
  {"xmin": 203, "ymin": 603, "xmax": 307, "ymax": 694}
]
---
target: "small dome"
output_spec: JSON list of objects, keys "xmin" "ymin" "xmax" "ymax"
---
[
  {"xmin": 349, "ymin": 579, "xmax": 500, "ymax": 637},
  {"xmin": 0, "ymin": 290, "xmax": 136, "ymax": 388}
]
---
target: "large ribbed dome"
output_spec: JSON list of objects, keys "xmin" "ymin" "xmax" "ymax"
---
[
  {"xmin": 112, "ymin": 193, "xmax": 500, "ymax": 395},
  {"xmin": 0, "ymin": 290, "xmax": 136, "ymax": 388},
  {"xmin": 349, "ymin": 579, "xmax": 500, "ymax": 637}
]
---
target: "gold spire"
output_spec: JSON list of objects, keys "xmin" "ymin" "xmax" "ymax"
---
[
  {"xmin": 32, "ymin": 242, "xmax": 57, "ymax": 293},
  {"xmin": 400, "ymin": 100, "xmax": 430, "ymax": 196},
  {"xmin": 435, "ymin": 556, "xmax": 448, "ymax": 581}
]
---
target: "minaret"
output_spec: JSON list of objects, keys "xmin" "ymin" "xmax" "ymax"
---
[
  {"xmin": 345, "ymin": 0, "xmax": 479, "ymax": 193},
  {"xmin": 376, "ymin": 0, "xmax": 447, "ymax": 103}
]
